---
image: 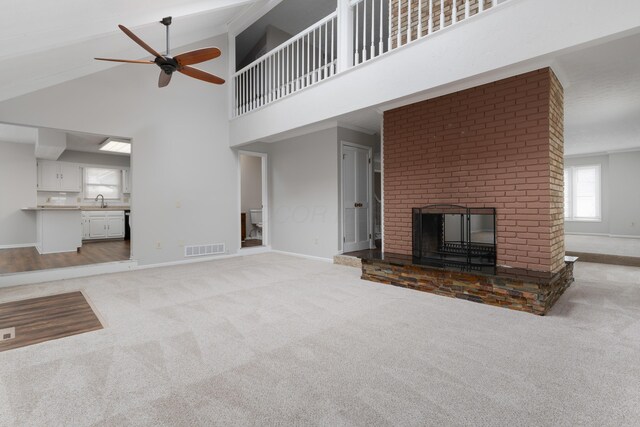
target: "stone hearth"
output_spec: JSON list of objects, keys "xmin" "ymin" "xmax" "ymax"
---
[{"xmin": 360, "ymin": 252, "xmax": 576, "ymax": 315}]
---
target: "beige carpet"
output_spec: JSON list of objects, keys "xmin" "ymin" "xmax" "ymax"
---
[{"xmin": 0, "ymin": 253, "xmax": 639, "ymax": 426}]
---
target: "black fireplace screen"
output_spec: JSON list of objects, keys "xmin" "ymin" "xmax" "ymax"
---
[{"xmin": 412, "ymin": 205, "xmax": 496, "ymax": 267}]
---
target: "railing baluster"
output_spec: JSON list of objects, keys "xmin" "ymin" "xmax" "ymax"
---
[
  {"xmin": 371, "ymin": 0, "xmax": 376, "ymax": 58},
  {"xmin": 303, "ymin": 35, "xmax": 307, "ymax": 87},
  {"xmin": 259, "ymin": 61, "xmax": 262, "ymax": 107},
  {"xmin": 408, "ymin": 0, "xmax": 412, "ymax": 43},
  {"xmin": 479, "ymin": 0, "xmax": 484, "ymax": 13},
  {"xmin": 397, "ymin": 0, "xmax": 402, "ymax": 48},
  {"xmin": 465, "ymin": 0, "xmax": 470, "ymax": 18},
  {"xmin": 312, "ymin": 28, "xmax": 316, "ymax": 83},
  {"xmin": 428, "ymin": 0, "xmax": 433, "ymax": 34},
  {"xmin": 440, "ymin": 0, "xmax": 445, "ymax": 29},
  {"xmin": 295, "ymin": 40, "xmax": 298, "ymax": 90},
  {"xmin": 452, "ymin": 0, "xmax": 457, "ymax": 24},
  {"xmin": 417, "ymin": 0, "xmax": 423, "ymax": 38},
  {"xmin": 323, "ymin": 22, "xmax": 328, "ymax": 79},
  {"xmin": 363, "ymin": 0, "xmax": 368, "ymax": 61},
  {"xmin": 355, "ymin": 2, "xmax": 360, "ymax": 64},
  {"xmin": 379, "ymin": 0, "xmax": 384, "ymax": 54},
  {"xmin": 492, "ymin": 0, "xmax": 497, "ymax": 7},
  {"xmin": 330, "ymin": 18, "xmax": 334, "ymax": 76},
  {"xmin": 388, "ymin": 0, "xmax": 392, "ymax": 49},
  {"xmin": 268, "ymin": 55, "xmax": 272, "ymax": 103}
]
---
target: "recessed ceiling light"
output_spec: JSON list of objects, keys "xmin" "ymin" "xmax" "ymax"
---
[{"xmin": 99, "ymin": 138, "xmax": 131, "ymax": 154}]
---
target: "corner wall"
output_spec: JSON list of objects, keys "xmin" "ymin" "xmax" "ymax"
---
[
  {"xmin": 383, "ymin": 68, "xmax": 565, "ymax": 272},
  {"xmin": 0, "ymin": 141, "xmax": 36, "ymax": 247}
]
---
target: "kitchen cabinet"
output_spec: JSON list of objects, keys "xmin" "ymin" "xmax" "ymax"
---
[
  {"xmin": 107, "ymin": 215, "xmax": 125, "ymax": 237},
  {"xmin": 82, "ymin": 211, "xmax": 125, "ymax": 240},
  {"xmin": 122, "ymin": 169, "xmax": 131, "ymax": 194},
  {"xmin": 37, "ymin": 160, "xmax": 81, "ymax": 192}
]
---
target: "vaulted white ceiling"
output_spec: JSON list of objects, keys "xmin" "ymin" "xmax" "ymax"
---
[{"xmin": 0, "ymin": 0, "xmax": 258, "ymax": 102}]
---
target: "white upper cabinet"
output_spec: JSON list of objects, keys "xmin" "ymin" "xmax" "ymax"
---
[
  {"xmin": 37, "ymin": 160, "xmax": 80, "ymax": 192},
  {"xmin": 59, "ymin": 162, "xmax": 80, "ymax": 191},
  {"xmin": 38, "ymin": 161, "xmax": 59, "ymax": 191},
  {"xmin": 122, "ymin": 168, "xmax": 131, "ymax": 194}
]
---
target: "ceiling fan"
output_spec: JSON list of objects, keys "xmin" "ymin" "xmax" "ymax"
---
[{"xmin": 95, "ymin": 17, "xmax": 225, "ymax": 88}]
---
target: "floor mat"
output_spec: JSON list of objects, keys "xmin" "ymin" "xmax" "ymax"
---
[{"xmin": 0, "ymin": 291, "xmax": 103, "ymax": 352}]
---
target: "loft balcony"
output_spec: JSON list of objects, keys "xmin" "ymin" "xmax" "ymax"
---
[
  {"xmin": 232, "ymin": 0, "xmax": 506, "ymax": 118},
  {"xmin": 228, "ymin": 0, "xmax": 640, "ymax": 147}
]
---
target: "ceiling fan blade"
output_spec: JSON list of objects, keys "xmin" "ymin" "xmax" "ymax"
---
[
  {"xmin": 174, "ymin": 47, "xmax": 221, "ymax": 67},
  {"xmin": 118, "ymin": 24, "xmax": 163, "ymax": 58},
  {"xmin": 95, "ymin": 57, "xmax": 155, "ymax": 64},
  {"xmin": 179, "ymin": 66, "xmax": 225, "ymax": 85},
  {"xmin": 159, "ymin": 71, "xmax": 172, "ymax": 88}
]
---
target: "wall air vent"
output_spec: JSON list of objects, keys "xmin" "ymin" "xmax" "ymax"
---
[{"xmin": 184, "ymin": 243, "xmax": 225, "ymax": 258}]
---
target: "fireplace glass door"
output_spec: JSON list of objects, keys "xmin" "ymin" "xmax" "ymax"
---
[{"xmin": 412, "ymin": 205, "xmax": 496, "ymax": 267}]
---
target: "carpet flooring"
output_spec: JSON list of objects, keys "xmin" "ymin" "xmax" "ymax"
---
[{"xmin": 0, "ymin": 253, "xmax": 638, "ymax": 426}]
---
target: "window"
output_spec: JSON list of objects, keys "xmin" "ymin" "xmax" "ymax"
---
[
  {"xmin": 564, "ymin": 165, "xmax": 601, "ymax": 221},
  {"xmin": 84, "ymin": 167, "xmax": 121, "ymax": 200}
]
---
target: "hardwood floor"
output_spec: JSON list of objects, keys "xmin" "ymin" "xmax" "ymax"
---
[
  {"xmin": 0, "ymin": 240, "xmax": 130, "ymax": 274},
  {"xmin": 0, "ymin": 291, "xmax": 103, "ymax": 352},
  {"xmin": 566, "ymin": 251, "xmax": 640, "ymax": 268},
  {"xmin": 242, "ymin": 239, "xmax": 263, "ymax": 248}
]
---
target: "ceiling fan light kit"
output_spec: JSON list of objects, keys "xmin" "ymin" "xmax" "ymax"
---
[{"xmin": 95, "ymin": 16, "xmax": 225, "ymax": 88}]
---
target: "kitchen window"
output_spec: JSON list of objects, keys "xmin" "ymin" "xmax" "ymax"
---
[
  {"xmin": 84, "ymin": 167, "xmax": 121, "ymax": 200},
  {"xmin": 564, "ymin": 165, "xmax": 601, "ymax": 221}
]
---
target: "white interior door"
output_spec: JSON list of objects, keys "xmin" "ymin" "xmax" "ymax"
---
[{"xmin": 342, "ymin": 143, "xmax": 371, "ymax": 253}]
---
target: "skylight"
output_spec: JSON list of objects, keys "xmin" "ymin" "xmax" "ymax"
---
[{"xmin": 99, "ymin": 138, "xmax": 131, "ymax": 154}]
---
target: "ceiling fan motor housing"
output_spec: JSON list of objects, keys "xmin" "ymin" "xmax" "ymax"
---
[{"xmin": 156, "ymin": 57, "xmax": 178, "ymax": 74}]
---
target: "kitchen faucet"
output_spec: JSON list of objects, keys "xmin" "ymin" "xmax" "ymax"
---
[{"xmin": 95, "ymin": 194, "xmax": 106, "ymax": 208}]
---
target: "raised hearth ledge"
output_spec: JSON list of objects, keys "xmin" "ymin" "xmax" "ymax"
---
[{"xmin": 360, "ymin": 252, "xmax": 577, "ymax": 315}]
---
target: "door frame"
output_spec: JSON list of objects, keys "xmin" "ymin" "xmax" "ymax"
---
[
  {"xmin": 237, "ymin": 150, "xmax": 269, "ymax": 250},
  {"xmin": 340, "ymin": 141, "xmax": 374, "ymax": 253}
]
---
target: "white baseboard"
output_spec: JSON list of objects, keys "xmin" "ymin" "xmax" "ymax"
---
[
  {"xmin": 0, "ymin": 243, "xmax": 36, "ymax": 250},
  {"xmin": 566, "ymin": 232, "xmax": 640, "ymax": 239},
  {"xmin": 0, "ymin": 247, "xmax": 336, "ymax": 288},
  {"xmin": 609, "ymin": 234, "xmax": 640, "ymax": 240},
  {"xmin": 134, "ymin": 251, "xmax": 249, "ymax": 271},
  {"xmin": 270, "ymin": 249, "xmax": 333, "ymax": 263},
  {"xmin": 0, "ymin": 260, "xmax": 138, "ymax": 288}
]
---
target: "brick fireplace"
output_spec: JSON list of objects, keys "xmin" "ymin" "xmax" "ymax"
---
[
  {"xmin": 383, "ymin": 68, "xmax": 565, "ymax": 273},
  {"xmin": 357, "ymin": 68, "xmax": 573, "ymax": 315}
]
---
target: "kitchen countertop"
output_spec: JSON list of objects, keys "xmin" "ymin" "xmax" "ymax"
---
[
  {"xmin": 79, "ymin": 206, "xmax": 130, "ymax": 211},
  {"xmin": 22, "ymin": 206, "xmax": 130, "ymax": 211},
  {"xmin": 22, "ymin": 207, "xmax": 80, "ymax": 211}
]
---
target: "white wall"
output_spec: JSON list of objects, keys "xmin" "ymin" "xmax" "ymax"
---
[
  {"xmin": 229, "ymin": 0, "xmax": 640, "ymax": 146},
  {"xmin": 609, "ymin": 152, "xmax": 640, "ymax": 236},
  {"xmin": 240, "ymin": 126, "xmax": 379, "ymax": 258},
  {"xmin": 240, "ymin": 154, "xmax": 262, "ymax": 236},
  {"xmin": 0, "ymin": 141, "xmax": 36, "ymax": 247},
  {"xmin": 565, "ymin": 151, "xmax": 640, "ymax": 237},
  {"xmin": 266, "ymin": 127, "xmax": 339, "ymax": 258},
  {"xmin": 0, "ymin": 34, "xmax": 238, "ymax": 265}
]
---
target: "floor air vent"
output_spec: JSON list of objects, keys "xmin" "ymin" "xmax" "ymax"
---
[{"xmin": 184, "ymin": 243, "xmax": 225, "ymax": 258}]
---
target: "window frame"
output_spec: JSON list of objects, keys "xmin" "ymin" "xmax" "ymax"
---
[
  {"xmin": 84, "ymin": 167, "xmax": 122, "ymax": 201},
  {"xmin": 564, "ymin": 164, "xmax": 601, "ymax": 222}
]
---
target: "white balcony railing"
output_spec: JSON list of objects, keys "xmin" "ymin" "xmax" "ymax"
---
[
  {"xmin": 234, "ymin": 12, "xmax": 338, "ymax": 117},
  {"xmin": 233, "ymin": 0, "xmax": 503, "ymax": 117}
]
